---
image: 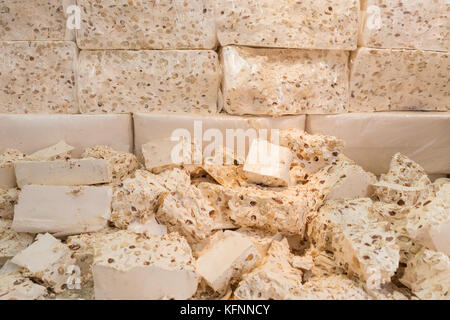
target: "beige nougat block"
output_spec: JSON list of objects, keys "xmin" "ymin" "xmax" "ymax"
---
[
  {"xmin": 92, "ymin": 231, "xmax": 199, "ymax": 300},
  {"xmin": 216, "ymin": 0, "xmax": 359, "ymax": 50},
  {"xmin": 76, "ymin": 0, "xmax": 216, "ymax": 49},
  {"xmin": 78, "ymin": 50, "xmax": 219, "ymax": 114},
  {"xmin": 359, "ymin": 0, "xmax": 449, "ymax": 51},
  {"xmin": 12, "ymin": 185, "xmax": 112, "ymax": 236},
  {"xmin": 221, "ymin": 46, "xmax": 349, "ymax": 116},
  {"xmin": 0, "ymin": 0, "xmax": 74, "ymax": 41},
  {"xmin": 15, "ymin": 159, "xmax": 112, "ymax": 188},
  {"xmin": 0, "ymin": 41, "xmax": 78, "ymax": 114},
  {"xmin": 349, "ymin": 48, "xmax": 449, "ymax": 112}
]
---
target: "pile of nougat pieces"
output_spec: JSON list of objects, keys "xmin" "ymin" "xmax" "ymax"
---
[{"xmin": 1, "ymin": 129, "xmax": 448, "ymax": 300}]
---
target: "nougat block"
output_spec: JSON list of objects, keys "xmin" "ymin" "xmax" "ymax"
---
[
  {"xmin": 221, "ymin": 46, "xmax": 349, "ymax": 116},
  {"xmin": 0, "ymin": 41, "xmax": 78, "ymax": 114},
  {"xmin": 92, "ymin": 231, "xmax": 199, "ymax": 300},
  {"xmin": 0, "ymin": 0, "xmax": 74, "ymax": 41},
  {"xmin": 359, "ymin": 0, "xmax": 449, "ymax": 51},
  {"xmin": 349, "ymin": 48, "xmax": 449, "ymax": 112},
  {"xmin": 216, "ymin": 0, "xmax": 359, "ymax": 50},
  {"xmin": 76, "ymin": 0, "xmax": 216, "ymax": 49},
  {"xmin": 78, "ymin": 50, "xmax": 219, "ymax": 115}
]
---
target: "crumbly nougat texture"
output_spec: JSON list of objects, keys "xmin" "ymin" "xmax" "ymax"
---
[
  {"xmin": 233, "ymin": 239, "xmax": 303, "ymax": 300},
  {"xmin": 308, "ymin": 199, "xmax": 400, "ymax": 290},
  {"xmin": 400, "ymin": 248, "xmax": 450, "ymax": 300}
]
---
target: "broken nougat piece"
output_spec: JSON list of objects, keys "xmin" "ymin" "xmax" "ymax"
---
[
  {"xmin": 295, "ymin": 275, "xmax": 370, "ymax": 300},
  {"xmin": 27, "ymin": 141, "xmax": 74, "ymax": 161},
  {"xmin": 82, "ymin": 145, "xmax": 139, "ymax": 185},
  {"xmin": 400, "ymin": 248, "xmax": 450, "ymax": 300},
  {"xmin": 216, "ymin": 0, "xmax": 359, "ymax": 50},
  {"xmin": 195, "ymin": 231, "xmax": 264, "ymax": 293},
  {"xmin": 78, "ymin": 50, "xmax": 219, "ymax": 115},
  {"xmin": 0, "ymin": 219, "xmax": 34, "ymax": 267},
  {"xmin": 243, "ymin": 139, "xmax": 293, "ymax": 187},
  {"xmin": 12, "ymin": 185, "xmax": 112, "ymax": 236},
  {"xmin": 197, "ymin": 183, "xmax": 236, "ymax": 230},
  {"xmin": 11, "ymin": 233, "xmax": 75, "ymax": 293},
  {"xmin": 233, "ymin": 239, "xmax": 303, "ymax": 300},
  {"xmin": 308, "ymin": 199, "xmax": 400, "ymax": 290},
  {"xmin": 0, "ymin": 41, "xmax": 78, "ymax": 114},
  {"xmin": 156, "ymin": 185, "xmax": 216, "ymax": 244},
  {"xmin": 279, "ymin": 129, "xmax": 344, "ymax": 183},
  {"xmin": 373, "ymin": 153, "xmax": 434, "ymax": 208},
  {"xmin": 92, "ymin": 231, "xmax": 199, "ymax": 300},
  {"xmin": 0, "ymin": 149, "xmax": 26, "ymax": 188},
  {"xmin": 202, "ymin": 149, "xmax": 248, "ymax": 188},
  {"xmin": 221, "ymin": 46, "xmax": 349, "ymax": 116},
  {"xmin": 359, "ymin": 0, "xmax": 449, "ymax": 52},
  {"xmin": 0, "ymin": 273, "xmax": 47, "ymax": 300},
  {"xmin": 349, "ymin": 48, "xmax": 449, "ymax": 112},
  {"xmin": 307, "ymin": 157, "xmax": 377, "ymax": 200},
  {"xmin": 111, "ymin": 170, "xmax": 167, "ymax": 229},
  {"xmin": 228, "ymin": 185, "xmax": 320, "ymax": 236},
  {"xmin": 76, "ymin": 0, "xmax": 216, "ymax": 50},
  {"xmin": 406, "ymin": 184, "xmax": 450, "ymax": 256},
  {"xmin": 0, "ymin": 188, "xmax": 19, "ymax": 219}
]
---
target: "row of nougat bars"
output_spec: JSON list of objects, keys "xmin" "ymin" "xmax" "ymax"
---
[
  {"xmin": 0, "ymin": 113, "xmax": 448, "ymax": 190},
  {"xmin": 0, "ymin": 42, "xmax": 448, "ymax": 114},
  {"xmin": 1, "ymin": 1, "xmax": 448, "ymax": 51}
]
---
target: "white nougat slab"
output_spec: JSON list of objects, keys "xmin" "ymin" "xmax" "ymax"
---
[
  {"xmin": 12, "ymin": 185, "xmax": 112, "ymax": 236},
  {"xmin": 15, "ymin": 159, "xmax": 112, "ymax": 188}
]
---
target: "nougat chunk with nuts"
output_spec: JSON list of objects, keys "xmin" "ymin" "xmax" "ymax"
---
[
  {"xmin": 243, "ymin": 139, "xmax": 293, "ymax": 187},
  {"xmin": 0, "ymin": 188, "xmax": 19, "ymax": 219},
  {"xmin": 228, "ymin": 185, "xmax": 320, "ymax": 236},
  {"xmin": 197, "ymin": 183, "xmax": 236, "ymax": 230},
  {"xmin": 0, "ymin": 273, "xmax": 47, "ymax": 300},
  {"xmin": 156, "ymin": 185, "xmax": 216, "ymax": 244},
  {"xmin": 92, "ymin": 231, "xmax": 199, "ymax": 300},
  {"xmin": 307, "ymin": 157, "xmax": 376, "ymax": 200},
  {"xmin": 11, "ymin": 233, "xmax": 75, "ymax": 293},
  {"xmin": 82, "ymin": 145, "xmax": 139, "ymax": 185},
  {"xmin": 111, "ymin": 170, "xmax": 167, "ymax": 229},
  {"xmin": 27, "ymin": 141, "xmax": 74, "ymax": 161},
  {"xmin": 406, "ymin": 184, "xmax": 450, "ymax": 256},
  {"xmin": 296, "ymin": 275, "xmax": 370, "ymax": 300},
  {"xmin": 373, "ymin": 153, "xmax": 434, "ymax": 208},
  {"xmin": 308, "ymin": 199, "xmax": 400, "ymax": 290},
  {"xmin": 280, "ymin": 129, "xmax": 344, "ymax": 183},
  {"xmin": 195, "ymin": 231, "xmax": 264, "ymax": 293},
  {"xmin": 400, "ymin": 248, "xmax": 450, "ymax": 300},
  {"xmin": 434, "ymin": 178, "xmax": 450, "ymax": 193},
  {"xmin": 0, "ymin": 219, "xmax": 34, "ymax": 267},
  {"xmin": 0, "ymin": 149, "xmax": 26, "ymax": 188},
  {"xmin": 154, "ymin": 168, "xmax": 191, "ymax": 192},
  {"xmin": 233, "ymin": 239, "xmax": 303, "ymax": 300}
]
